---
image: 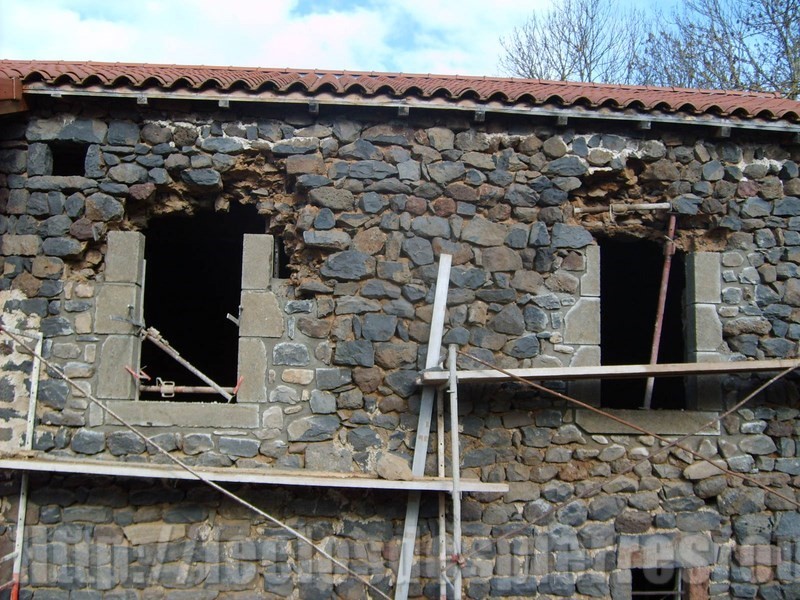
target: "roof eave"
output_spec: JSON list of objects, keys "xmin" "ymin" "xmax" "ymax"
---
[{"xmin": 18, "ymin": 83, "xmax": 800, "ymax": 135}]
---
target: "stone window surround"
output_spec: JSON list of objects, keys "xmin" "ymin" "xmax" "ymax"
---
[
  {"xmin": 92, "ymin": 235, "xmax": 726, "ymax": 433},
  {"xmin": 568, "ymin": 249, "xmax": 726, "ymax": 434},
  {"xmin": 92, "ymin": 231, "xmax": 280, "ymax": 428}
]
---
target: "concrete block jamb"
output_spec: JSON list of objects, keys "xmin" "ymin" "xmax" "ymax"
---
[
  {"xmin": 685, "ymin": 252, "xmax": 724, "ymax": 410},
  {"xmin": 581, "ymin": 244, "xmax": 600, "ymax": 297},
  {"xmin": 687, "ymin": 351, "xmax": 724, "ymax": 411},
  {"xmin": 237, "ymin": 337, "xmax": 268, "ymax": 402},
  {"xmin": 105, "ymin": 231, "xmax": 145, "ymax": 285},
  {"xmin": 94, "ymin": 283, "xmax": 142, "ymax": 335},
  {"xmin": 96, "ymin": 335, "xmax": 140, "ymax": 399},
  {"xmin": 568, "ymin": 345, "xmax": 601, "ymax": 406},
  {"xmin": 239, "ymin": 291, "xmax": 284, "ymax": 338},
  {"xmin": 94, "ymin": 232, "xmax": 145, "ymax": 402},
  {"xmin": 687, "ymin": 252, "xmax": 721, "ymax": 305},
  {"xmin": 687, "ymin": 304, "xmax": 724, "ymax": 353},
  {"xmin": 564, "ymin": 297, "xmax": 600, "ymax": 345},
  {"xmin": 241, "ymin": 234, "xmax": 274, "ymax": 291}
]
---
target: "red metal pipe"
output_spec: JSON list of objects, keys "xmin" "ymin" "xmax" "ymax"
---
[{"xmin": 643, "ymin": 214, "xmax": 678, "ymax": 409}]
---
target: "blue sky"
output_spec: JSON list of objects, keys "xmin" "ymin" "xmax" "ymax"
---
[{"xmin": 0, "ymin": 0, "xmax": 670, "ymax": 76}]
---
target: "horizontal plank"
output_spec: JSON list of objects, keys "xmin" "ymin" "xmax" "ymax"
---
[
  {"xmin": 420, "ymin": 359, "xmax": 800, "ymax": 385},
  {"xmin": 0, "ymin": 456, "xmax": 508, "ymax": 494}
]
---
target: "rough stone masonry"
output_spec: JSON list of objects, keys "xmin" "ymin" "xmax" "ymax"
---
[{"xmin": 0, "ymin": 93, "xmax": 799, "ymax": 599}]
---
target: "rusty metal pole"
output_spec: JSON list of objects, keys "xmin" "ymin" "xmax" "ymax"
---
[
  {"xmin": 643, "ymin": 214, "xmax": 677, "ymax": 410},
  {"xmin": 142, "ymin": 328, "xmax": 234, "ymax": 402}
]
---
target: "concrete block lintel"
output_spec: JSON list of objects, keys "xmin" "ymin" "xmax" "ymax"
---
[
  {"xmin": 104, "ymin": 400, "xmax": 259, "ymax": 428},
  {"xmin": 687, "ymin": 252, "xmax": 721, "ymax": 304},
  {"xmin": 242, "ymin": 234, "xmax": 274, "ymax": 290},
  {"xmin": 105, "ymin": 231, "xmax": 145, "ymax": 285},
  {"xmin": 575, "ymin": 408, "xmax": 720, "ymax": 435},
  {"xmin": 617, "ymin": 534, "xmax": 717, "ymax": 569}
]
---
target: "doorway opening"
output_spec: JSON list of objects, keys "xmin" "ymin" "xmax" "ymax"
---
[
  {"xmin": 600, "ymin": 237, "xmax": 685, "ymax": 409},
  {"xmin": 139, "ymin": 202, "xmax": 264, "ymax": 400}
]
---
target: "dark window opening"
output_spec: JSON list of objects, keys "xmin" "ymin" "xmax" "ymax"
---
[
  {"xmin": 600, "ymin": 238, "xmax": 685, "ymax": 409},
  {"xmin": 275, "ymin": 235, "xmax": 291, "ymax": 279},
  {"xmin": 631, "ymin": 567, "xmax": 684, "ymax": 599},
  {"xmin": 140, "ymin": 202, "xmax": 264, "ymax": 401},
  {"xmin": 51, "ymin": 142, "xmax": 88, "ymax": 176}
]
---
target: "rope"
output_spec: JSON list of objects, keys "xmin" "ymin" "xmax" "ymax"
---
[
  {"xmin": 450, "ymin": 350, "xmax": 800, "ymax": 568},
  {"xmin": 0, "ymin": 326, "xmax": 392, "ymax": 600}
]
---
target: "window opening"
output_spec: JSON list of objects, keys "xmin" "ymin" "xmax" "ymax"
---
[
  {"xmin": 600, "ymin": 238, "xmax": 685, "ymax": 409},
  {"xmin": 139, "ymin": 202, "xmax": 264, "ymax": 400},
  {"xmin": 631, "ymin": 567, "xmax": 684, "ymax": 599},
  {"xmin": 50, "ymin": 142, "xmax": 88, "ymax": 176}
]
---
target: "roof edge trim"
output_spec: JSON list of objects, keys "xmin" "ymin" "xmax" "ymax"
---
[{"xmin": 20, "ymin": 86, "xmax": 800, "ymax": 134}]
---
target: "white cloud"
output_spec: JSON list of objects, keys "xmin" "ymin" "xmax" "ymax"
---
[{"xmin": 0, "ymin": 0, "xmax": 551, "ymax": 76}]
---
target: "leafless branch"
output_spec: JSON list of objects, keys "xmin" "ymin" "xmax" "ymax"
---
[{"xmin": 499, "ymin": 0, "xmax": 800, "ymax": 99}]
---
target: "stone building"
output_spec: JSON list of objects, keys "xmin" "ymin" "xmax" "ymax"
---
[{"xmin": 0, "ymin": 59, "xmax": 799, "ymax": 599}]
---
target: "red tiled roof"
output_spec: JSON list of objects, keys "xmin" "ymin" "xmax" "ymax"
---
[{"xmin": 2, "ymin": 60, "xmax": 799, "ymax": 122}]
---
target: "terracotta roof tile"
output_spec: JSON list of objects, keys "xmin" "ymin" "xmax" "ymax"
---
[{"xmin": 1, "ymin": 59, "xmax": 798, "ymax": 122}]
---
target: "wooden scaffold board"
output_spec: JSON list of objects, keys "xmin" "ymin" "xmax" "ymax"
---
[{"xmin": 420, "ymin": 358, "xmax": 800, "ymax": 385}]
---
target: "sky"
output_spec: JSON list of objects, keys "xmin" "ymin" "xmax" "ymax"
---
[{"xmin": 0, "ymin": 0, "xmax": 557, "ymax": 76}]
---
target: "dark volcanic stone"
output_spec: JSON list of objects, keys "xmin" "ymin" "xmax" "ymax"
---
[
  {"xmin": 551, "ymin": 223, "xmax": 593, "ymax": 248},
  {"xmin": 546, "ymin": 156, "xmax": 587, "ymax": 177},
  {"xmin": 401, "ymin": 237, "xmax": 434, "ymax": 266},
  {"xmin": 333, "ymin": 340, "xmax": 375, "ymax": 367},
  {"xmin": 320, "ymin": 250, "xmax": 375, "ymax": 280},
  {"xmin": 71, "ymin": 429, "xmax": 105, "ymax": 454}
]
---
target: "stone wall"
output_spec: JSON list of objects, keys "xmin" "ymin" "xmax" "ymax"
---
[
  {"xmin": 1, "ymin": 99, "xmax": 800, "ymax": 597},
  {"xmin": 1, "ymin": 408, "xmax": 799, "ymax": 598}
]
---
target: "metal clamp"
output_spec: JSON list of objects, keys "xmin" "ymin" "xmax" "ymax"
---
[
  {"xmin": 156, "ymin": 377, "xmax": 175, "ymax": 398},
  {"xmin": 110, "ymin": 306, "xmax": 145, "ymax": 331}
]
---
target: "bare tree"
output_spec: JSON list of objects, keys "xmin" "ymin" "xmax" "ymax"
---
[
  {"xmin": 639, "ymin": 0, "xmax": 800, "ymax": 98},
  {"xmin": 500, "ymin": 0, "xmax": 800, "ymax": 99},
  {"xmin": 498, "ymin": 0, "xmax": 648, "ymax": 83}
]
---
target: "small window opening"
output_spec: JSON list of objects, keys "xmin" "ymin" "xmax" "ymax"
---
[
  {"xmin": 600, "ymin": 238, "xmax": 685, "ymax": 409},
  {"xmin": 275, "ymin": 235, "xmax": 291, "ymax": 279},
  {"xmin": 50, "ymin": 142, "xmax": 88, "ymax": 176},
  {"xmin": 631, "ymin": 567, "xmax": 684, "ymax": 599},
  {"xmin": 140, "ymin": 202, "xmax": 264, "ymax": 401}
]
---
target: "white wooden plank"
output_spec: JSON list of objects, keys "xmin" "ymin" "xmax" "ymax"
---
[
  {"xmin": 448, "ymin": 345, "xmax": 462, "ymax": 599},
  {"xmin": 0, "ymin": 457, "xmax": 507, "ymax": 493},
  {"xmin": 420, "ymin": 358, "xmax": 800, "ymax": 385},
  {"xmin": 396, "ymin": 254, "xmax": 452, "ymax": 600}
]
